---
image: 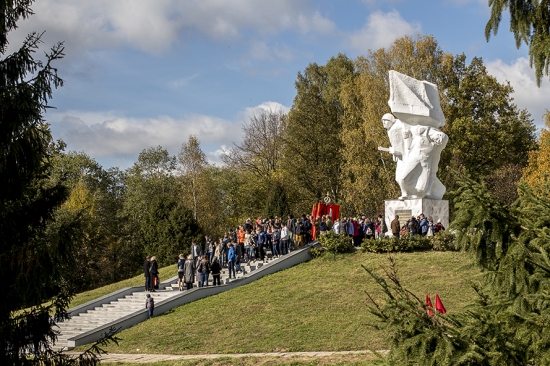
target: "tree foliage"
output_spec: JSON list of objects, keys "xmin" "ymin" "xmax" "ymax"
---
[
  {"xmin": 442, "ymin": 56, "xmax": 537, "ymax": 189},
  {"xmin": 0, "ymin": 0, "xmax": 116, "ymax": 362},
  {"xmin": 223, "ymin": 109, "xmax": 286, "ymax": 180},
  {"xmin": 365, "ymin": 171, "xmax": 550, "ymax": 365},
  {"xmin": 124, "ymin": 146, "xmax": 200, "ymax": 266},
  {"xmin": 523, "ymin": 110, "xmax": 550, "ymax": 194},
  {"xmin": 178, "ymin": 135, "xmax": 227, "ymax": 238},
  {"xmin": 282, "ymin": 54, "xmax": 355, "ymax": 213},
  {"xmin": 223, "ymin": 108, "xmax": 289, "ymax": 218},
  {"xmin": 486, "ymin": 0, "xmax": 550, "ymax": 86},
  {"xmin": 47, "ymin": 151, "xmax": 133, "ymax": 289}
]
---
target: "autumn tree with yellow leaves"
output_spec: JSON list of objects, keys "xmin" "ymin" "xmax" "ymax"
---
[{"xmin": 523, "ymin": 111, "xmax": 550, "ymax": 194}]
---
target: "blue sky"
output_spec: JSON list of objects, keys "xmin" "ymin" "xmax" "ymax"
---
[{"xmin": 9, "ymin": 0, "xmax": 549, "ymax": 169}]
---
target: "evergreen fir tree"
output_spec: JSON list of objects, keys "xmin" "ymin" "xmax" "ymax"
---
[
  {"xmin": 0, "ymin": 1, "xmax": 116, "ymax": 363},
  {"xmin": 365, "ymin": 171, "xmax": 550, "ymax": 365},
  {"xmin": 265, "ymin": 180, "xmax": 289, "ymax": 218}
]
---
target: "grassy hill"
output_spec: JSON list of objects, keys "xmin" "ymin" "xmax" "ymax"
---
[{"xmin": 89, "ymin": 250, "xmax": 480, "ymax": 355}]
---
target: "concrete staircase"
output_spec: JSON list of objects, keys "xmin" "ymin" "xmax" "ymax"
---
[
  {"xmin": 54, "ymin": 250, "xmax": 297, "ymax": 351},
  {"xmin": 55, "ymin": 291, "xmax": 178, "ymax": 349}
]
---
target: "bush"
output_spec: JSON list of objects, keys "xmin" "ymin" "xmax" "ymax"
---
[
  {"xmin": 431, "ymin": 230, "xmax": 457, "ymax": 251},
  {"xmin": 317, "ymin": 232, "xmax": 355, "ymax": 254},
  {"xmin": 361, "ymin": 231, "xmax": 456, "ymax": 253},
  {"xmin": 310, "ymin": 247, "xmax": 325, "ymax": 259}
]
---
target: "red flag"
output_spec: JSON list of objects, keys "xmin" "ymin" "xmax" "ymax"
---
[
  {"xmin": 435, "ymin": 294, "xmax": 446, "ymax": 314},
  {"xmin": 426, "ymin": 294, "xmax": 433, "ymax": 317}
]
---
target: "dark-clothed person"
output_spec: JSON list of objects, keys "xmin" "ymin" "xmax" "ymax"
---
[
  {"xmin": 197, "ymin": 257, "xmax": 211, "ymax": 287},
  {"xmin": 211, "ymin": 257, "xmax": 222, "ymax": 286},
  {"xmin": 177, "ymin": 254, "xmax": 185, "ymax": 291},
  {"xmin": 143, "ymin": 256, "xmax": 151, "ymax": 291},
  {"xmin": 149, "ymin": 256, "xmax": 159, "ymax": 291},
  {"xmin": 391, "ymin": 216, "xmax": 400, "ymax": 238},
  {"xmin": 145, "ymin": 294, "xmax": 154, "ymax": 318}
]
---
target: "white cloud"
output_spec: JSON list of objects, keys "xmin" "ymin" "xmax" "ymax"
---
[
  {"xmin": 347, "ymin": 10, "xmax": 422, "ymax": 54},
  {"xmin": 486, "ymin": 57, "xmax": 550, "ymax": 126},
  {"xmin": 47, "ymin": 111, "xmax": 240, "ymax": 158},
  {"xmin": 46, "ymin": 102, "xmax": 290, "ymax": 166},
  {"xmin": 207, "ymin": 145, "xmax": 231, "ymax": 166},
  {"xmin": 239, "ymin": 101, "xmax": 290, "ymax": 122},
  {"xmin": 8, "ymin": 0, "xmax": 335, "ymax": 55}
]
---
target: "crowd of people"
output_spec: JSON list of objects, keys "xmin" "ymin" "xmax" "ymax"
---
[
  {"xmin": 142, "ymin": 212, "xmax": 446, "ymax": 295},
  {"xmin": 390, "ymin": 213, "xmax": 445, "ymax": 238},
  {"xmin": 173, "ymin": 214, "xmax": 321, "ymax": 290},
  {"xmin": 329, "ymin": 214, "xmax": 388, "ymax": 246}
]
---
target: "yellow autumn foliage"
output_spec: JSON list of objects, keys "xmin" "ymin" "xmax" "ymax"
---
[
  {"xmin": 63, "ymin": 179, "xmax": 96, "ymax": 216},
  {"xmin": 523, "ymin": 111, "xmax": 550, "ymax": 193}
]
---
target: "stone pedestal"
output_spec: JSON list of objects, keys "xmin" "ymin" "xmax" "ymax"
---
[{"xmin": 384, "ymin": 198, "xmax": 449, "ymax": 237}]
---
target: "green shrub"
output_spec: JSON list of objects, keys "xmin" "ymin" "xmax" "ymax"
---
[
  {"xmin": 317, "ymin": 232, "xmax": 355, "ymax": 254},
  {"xmin": 310, "ymin": 247, "xmax": 325, "ymax": 259},
  {"xmin": 361, "ymin": 231, "xmax": 456, "ymax": 253},
  {"xmin": 431, "ymin": 230, "xmax": 457, "ymax": 251}
]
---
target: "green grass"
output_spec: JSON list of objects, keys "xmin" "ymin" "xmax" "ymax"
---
[
  {"xmin": 93, "ymin": 251, "xmax": 480, "ymax": 355},
  {"xmin": 101, "ymin": 354, "xmax": 383, "ymax": 366},
  {"xmin": 68, "ymin": 265, "xmax": 178, "ymax": 309},
  {"xmin": 101, "ymin": 353, "xmax": 383, "ymax": 365}
]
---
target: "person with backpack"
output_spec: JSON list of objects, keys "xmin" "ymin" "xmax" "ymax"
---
[
  {"xmin": 145, "ymin": 294, "xmax": 154, "ymax": 319},
  {"xmin": 363, "ymin": 218, "xmax": 375, "ymax": 240}
]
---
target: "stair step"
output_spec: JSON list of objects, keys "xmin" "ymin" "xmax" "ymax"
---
[{"xmin": 53, "ymin": 248, "xmax": 302, "ymax": 350}]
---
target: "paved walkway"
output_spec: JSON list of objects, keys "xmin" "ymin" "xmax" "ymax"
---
[{"xmin": 65, "ymin": 350, "xmax": 384, "ymax": 363}]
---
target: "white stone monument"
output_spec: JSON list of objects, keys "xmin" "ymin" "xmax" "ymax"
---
[{"xmin": 379, "ymin": 71, "xmax": 449, "ymax": 234}]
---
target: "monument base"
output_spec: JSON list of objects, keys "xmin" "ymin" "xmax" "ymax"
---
[{"xmin": 384, "ymin": 198, "xmax": 449, "ymax": 237}]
